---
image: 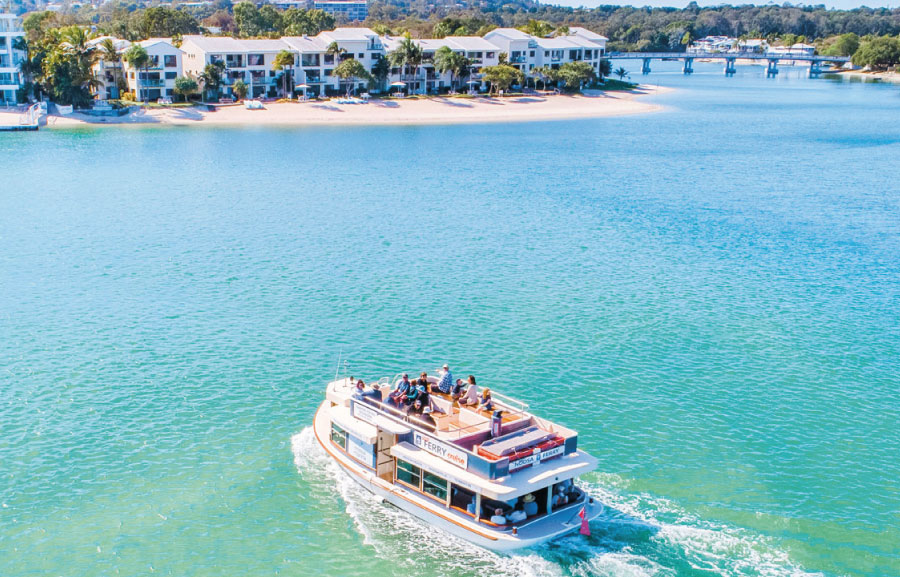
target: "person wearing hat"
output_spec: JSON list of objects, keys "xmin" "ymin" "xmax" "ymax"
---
[
  {"xmin": 436, "ymin": 364, "xmax": 453, "ymax": 395},
  {"xmin": 523, "ymin": 493, "xmax": 538, "ymax": 517},
  {"xmin": 417, "ymin": 405, "xmax": 437, "ymax": 431}
]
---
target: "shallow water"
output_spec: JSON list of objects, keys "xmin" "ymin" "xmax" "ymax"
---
[{"xmin": 1, "ymin": 61, "xmax": 899, "ymax": 577}]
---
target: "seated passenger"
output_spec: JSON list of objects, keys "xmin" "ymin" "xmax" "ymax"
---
[
  {"xmin": 489, "ymin": 508, "xmax": 507, "ymax": 525},
  {"xmin": 466, "ymin": 498, "xmax": 477, "ymax": 516},
  {"xmin": 523, "ymin": 494, "xmax": 538, "ymax": 517},
  {"xmin": 508, "ymin": 508, "xmax": 527, "ymax": 523},
  {"xmin": 407, "ymin": 398, "xmax": 425, "ymax": 417},
  {"xmin": 416, "ymin": 379, "xmax": 430, "ymax": 407},
  {"xmin": 478, "ymin": 387, "xmax": 493, "ymax": 412},
  {"xmin": 404, "ymin": 382, "xmax": 421, "ymax": 406},
  {"xmin": 360, "ymin": 382, "xmax": 382, "ymax": 405},
  {"xmin": 435, "ymin": 364, "xmax": 453, "ymax": 394},
  {"xmin": 417, "ymin": 406, "xmax": 437, "ymax": 431},
  {"xmin": 458, "ymin": 378, "xmax": 479, "ymax": 406},
  {"xmin": 390, "ymin": 374, "xmax": 412, "ymax": 406},
  {"xmin": 352, "ymin": 379, "xmax": 366, "ymax": 400},
  {"xmin": 451, "ymin": 378, "xmax": 466, "ymax": 401}
]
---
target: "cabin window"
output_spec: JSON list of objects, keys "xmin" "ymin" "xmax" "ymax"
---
[
  {"xmin": 396, "ymin": 459, "xmax": 421, "ymax": 488},
  {"xmin": 330, "ymin": 423, "xmax": 347, "ymax": 449},
  {"xmin": 423, "ymin": 471, "xmax": 448, "ymax": 501}
]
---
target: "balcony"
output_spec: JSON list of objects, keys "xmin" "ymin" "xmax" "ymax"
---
[
  {"xmin": 509, "ymin": 56, "xmax": 526, "ymax": 64},
  {"xmin": 138, "ymin": 79, "xmax": 165, "ymax": 87}
]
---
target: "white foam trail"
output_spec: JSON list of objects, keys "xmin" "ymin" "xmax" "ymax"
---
[{"xmin": 291, "ymin": 427, "xmax": 820, "ymax": 577}]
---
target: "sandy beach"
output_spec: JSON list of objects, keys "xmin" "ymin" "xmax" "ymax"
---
[
  {"xmin": 832, "ymin": 70, "xmax": 900, "ymax": 84},
  {"xmin": 38, "ymin": 88, "xmax": 666, "ymax": 129}
]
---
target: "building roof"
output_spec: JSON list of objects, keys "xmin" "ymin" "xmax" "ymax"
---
[
  {"xmin": 86, "ymin": 35, "xmax": 132, "ymax": 51},
  {"xmin": 568, "ymin": 27, "xmax": 608, "ymax": 42},
  {"xmin": 485, "ymin": 28, "xmax": 532, "ymax": 41},
  {"xmin": 282, "ymin": 35, "xmax": 328, "ymax": 52},
  {"xmin": 444, "ymin": 36, "xmax": 498, "ymax": 52},
  {"xmin": 319, "ymin": 27, "xmax": 378, "ymax": 43},
  {"xmin": 138, "ymin": 38, "xmax": 178, "ymax": 49},
  {"xmin": 181, "ymin": 35, "xmax": 290, "ymax": 53}
]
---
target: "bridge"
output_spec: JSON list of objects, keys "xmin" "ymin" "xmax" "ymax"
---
[{"xmin": 607, "ymin": 51, "xmax": 851, "ymax": 77}]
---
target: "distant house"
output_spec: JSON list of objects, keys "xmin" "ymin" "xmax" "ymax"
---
[
  {"xmin": 736, "ymin": 39, "xmax": 768, "ymax": 53},
  {"xmin": 687, "ymin": 36, "xmax": 734, "ymax": 54},
  {"xmin": 768, "ymin": 43, "xmax": 816, "ymax": 57}
]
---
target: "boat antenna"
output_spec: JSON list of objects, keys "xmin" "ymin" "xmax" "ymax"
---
[{"xmin": 334, "ymin": 347, "xmax": 343, "ymax": 382}]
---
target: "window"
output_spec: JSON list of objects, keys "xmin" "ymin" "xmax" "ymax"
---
[
  {"xmin": 423, "ymin": 471, "xmax": 448, "ymax": 501},
  {"xmin": 486, "ymin": 52, "xmax": 495, "ymax": 58},
  {"xmin": 544, "ymin": 51, "xmax": 549, "ymax": 57},
  {"xmin": 396, "ymin": 459, "xmax": 421, "ymax": 487},
  {"xmin": 165, "ymin": 71, "xmax": 177, "ymax": 79},
  {"xmin": 530, "ymin": 50, "xmax": 534, "ymax": 57},
  {"xmin": 248, "ymin": 54, "xmax": 264, "ymax": 66},
  {"xmin": 331, "ymin": 423, "xmax": 347, "ymax": 449},
  {"xmin": 358, "ymin": 53, "xmax": 364, "ymax": 58},
  {"xmin": 164, "ymin": 55, "xmax": 176, "ymax": 68}
]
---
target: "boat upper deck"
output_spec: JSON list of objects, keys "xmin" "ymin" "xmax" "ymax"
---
[{"xmin": 325, "ymin": 374, "xmax": 595, "ymax": 486}]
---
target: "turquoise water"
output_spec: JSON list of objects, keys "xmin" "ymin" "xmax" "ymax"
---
[{"xmin": 2, "ymin": 62, "xmax": 899, "ymax": 577}]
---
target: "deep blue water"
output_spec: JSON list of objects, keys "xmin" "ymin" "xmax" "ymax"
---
[{"xmin": 1, "ymin": 61, "xmax": 899, "ymax": 577}]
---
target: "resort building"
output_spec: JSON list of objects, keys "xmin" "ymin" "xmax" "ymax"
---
[
  {"xmin": 485, "ymin": 27, "xmax": 607, "ymax": 80},
  {"xmin": 0, "ymin": 12, "xmax": 25, "ymax": 105},
  {"xmin": 181, "ymin": 36, "xmax": 291, "ymax": 99},
  {"xmin": 768, "ymin": 43, "xmax": 816, "ymax": 57},
  {"xmin": 123, "ymin": 38, "xmax": 183, "ymax": 101},
  {"xmin": 87, "ymin": 36, "xmax": 132, "ymax": 100},
  {"xmin": 282, "ymin": 27, "xmax": 384, "ymax": 97},
  {"xmin": 381, "ymin": 35, "xmax": 499, "ymax": 93},
  {"xmin": 313, "ymin": 0, "xmax": 368, "ymax": 21}
]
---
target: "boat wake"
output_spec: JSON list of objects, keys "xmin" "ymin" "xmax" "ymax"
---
[{"xmin": 291, "ymin": 427, "xmax": 819, "ymax": 577}]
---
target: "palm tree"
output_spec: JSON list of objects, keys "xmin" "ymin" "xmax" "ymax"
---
[
  {"xmin": 199, "ymin": 61, "xmax": 226, "ymax": 101},
  {"xmin": 614, "ymin": 66, "xmax": 629, "ymax": 80},
  {"xmin": 98, "ymin": 38, "xmax": 122, "ymax": 99},
  {"xmin": 332, "ymin": 58, "xmax": 372, "ymax": 96},
  {"xmin": 273, "ymin": 49, "xmax": 295, "ymax": 98},
  {"xmin": 123, "ymin": 44, "xmax": 150, "ymax": 102},
  {"xmin": 388, "ymin": 34, "xmax": 424, "ymax": 94},
  {"xmin": 232, "ymin": 78, "xmax": 248, "ymax": 100},
  {"xmin": 326, "ymin": 41, "xmax": 346, "ymax": 63},
  {"xmin": 58, "ymin": 27, "xmax": 99, "ymax": 101},
  {"xmin": 433, "ymin": 46, "xmax": 470, "ymax": 92},
  {"xmin": 532, "ymin": 66, "xmax": 552, "ymax": 90}
]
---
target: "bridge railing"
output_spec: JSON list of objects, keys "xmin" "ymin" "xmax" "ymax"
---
[{"xmin": 608, "ymin": 51, "xmax": 849, "ymax": 63}]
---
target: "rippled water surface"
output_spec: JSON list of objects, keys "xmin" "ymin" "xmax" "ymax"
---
[{"xmin": 2, "ymin": 62, "xmax": 899, "ymax": 577}]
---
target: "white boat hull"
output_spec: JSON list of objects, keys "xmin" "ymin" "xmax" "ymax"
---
[{"xmin": 313, "ymin": 401, "xmax": 603, "ymax": 551}]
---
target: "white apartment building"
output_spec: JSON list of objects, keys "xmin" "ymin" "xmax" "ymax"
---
[
  {"xmin": 123, "ymin": 38, "xmax": 183, "ymax": 101},
  {"xmin": 485, "ymin": 27, "xmax": 607, "ymax": 82},
  {"xmin": 87, "ymin": 35, "xmax": 132, "ymax": 100},
  {"xmin": 0, "ymin": 13, "xmax": 25, "ymax": 104},
  {"xmin": 381, "ymin": 35, "xmax": 500, "ymax": 93},
  {"xmin": 182, "ymin": 36, "xmax": 292, "ymax": 99}
]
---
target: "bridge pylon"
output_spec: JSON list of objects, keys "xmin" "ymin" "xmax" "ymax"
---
[
  {"xmin": 724, "ymin": 58, "xmax": 736, "ymax": 76},
  {"xmin": 766, "ymin": 59, "xmax": 779, "ymax": 77},
  {"xmin": 641, "ymin": 58, "xmax": 651, "ymax": 75},
  {"xmin": 683, "ymin": 57, "xmax": 694, "ymax": 75}
]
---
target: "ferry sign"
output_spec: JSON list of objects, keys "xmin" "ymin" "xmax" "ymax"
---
[
  {"xmin": 508, "ymin": 444, "xmax": 565, "ymax": 472},
  {"xmin": 352, "ymin": 402, "xmax": 379, "ymax": 426},
  {"xmin": 413, "ymin": 432, "xmax": 468, "ymax": 469}
]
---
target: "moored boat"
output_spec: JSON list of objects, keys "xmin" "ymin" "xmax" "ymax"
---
[{"xmin": 312, "ymin": 371, "xmax": 603, "ymax": 551}]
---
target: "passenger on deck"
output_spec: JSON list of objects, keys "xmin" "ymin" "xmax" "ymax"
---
[
  {"xmin": 490, "ymin": 508, "xmax": 507, "ymax": 525},
  {"xmin": 352, "ymin": 379, "xmax": 366, "ymax": 400},
  {"xmin": 417, "ymin": 406, "xmax": 437, "ymax": 431},
  {"xmin": 478, "ymin": 387, "xmax": 494, "ymax": 412},
  {"xmin": 523, "ymin": 493, "xmax": 538, "ymax": 517},
  {"xmin": 360, "ymin": 383, "xmax": 382, "ymax": 405},
  {"xmin": 390, "ymin": 374, "xmax": 412, "ymax": 407},
  {"xmin": 458, "ymin": 377, "xmax": 479, "ymax": 406},
  {"xmin": 451, "ymin": 378, "xmax": 466, "ymax": 402},
  {"xmin": 407, "ymin": 398, "xmax": 425, "ymax": 418},
  {"xmin": 436, "ymin": 364, "xmax": 453, "ymax": 394},
  {"xmin": 416, "ymin": 378, "xmax": 430, "ymax": 406}
]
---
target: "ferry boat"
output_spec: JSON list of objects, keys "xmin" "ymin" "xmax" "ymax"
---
[{"xmin": 312, "ymin": 372, "xmax": 603, "ymax": 551}]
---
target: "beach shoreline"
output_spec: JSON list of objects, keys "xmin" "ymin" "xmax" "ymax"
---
[
  {"xmin": 832, "ymin": 69, "xmax": 900, "ymax": 84},
  {"xmin": 36, "ymin": 87, "xmax": 669, "ymax": 129}
]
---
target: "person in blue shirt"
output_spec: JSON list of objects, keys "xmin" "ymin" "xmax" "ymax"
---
[
  {"xmin": 436, "ymin": 364, "xmax": 453, "ymax": 394},
  {"xmin": 390, "ymin": 374, "xmax": 412, "ymax": 407}
]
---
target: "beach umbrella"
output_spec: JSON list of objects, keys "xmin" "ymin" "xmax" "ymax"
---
[
  {"xmin": 390, "ymin": 81, "xmax": 406, "ymax": 87},
  {"xmin": 466, "ymin": 80, "xmax": 479, "ymax": 84}
]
